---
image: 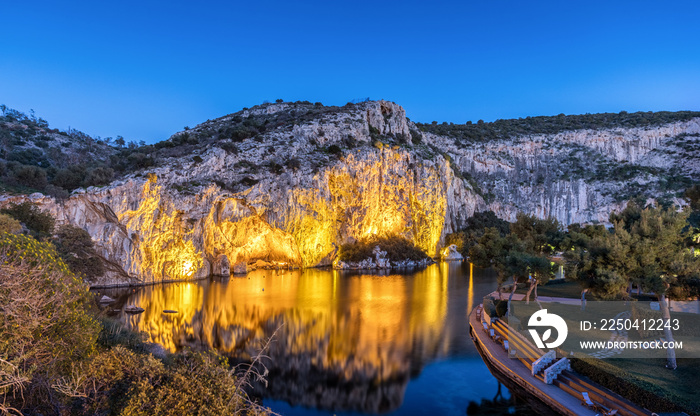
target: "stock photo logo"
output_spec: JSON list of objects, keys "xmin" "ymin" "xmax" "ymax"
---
[{"xmin": 528, "ymin": 309, "xmax": 569, "ymax": 349}]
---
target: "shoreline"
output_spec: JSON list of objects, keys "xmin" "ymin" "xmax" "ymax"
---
[{"xmin": 88, "ymin": 261, "xmax": 441, "ymax": 289}]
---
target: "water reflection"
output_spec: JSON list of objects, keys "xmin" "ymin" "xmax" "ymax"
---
[{"xmin": 102, "ymin": 263, "xmax": 503, "ymax": 414}]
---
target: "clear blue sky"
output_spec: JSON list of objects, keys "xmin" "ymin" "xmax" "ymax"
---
[{"xmin": 2, "ymin": 0, "xmax": 699, "ymax": 143}]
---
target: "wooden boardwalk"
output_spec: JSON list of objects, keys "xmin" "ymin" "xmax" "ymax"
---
[{"xmin": 470, "ymin": 305, "xmax": 654, "ymax": 416}]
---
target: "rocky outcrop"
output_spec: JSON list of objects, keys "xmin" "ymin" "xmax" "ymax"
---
[
  {"xmin": 2, "ymin": 101, "xmax": 698, "ymax": 286},
  {"xmin": 440, "ymin": 244, "xmax": 463, "ymax": 261},
  {"xmin": 423, "ymin": 118, "xmax": 700, "ymax": 224},
  {"xmin": 333, "ymin": 245, "xmax": 432, "ymax": 270},
  {"xmin": 1, "ymin": 101, "xmax": 481, "ymax": 286}
]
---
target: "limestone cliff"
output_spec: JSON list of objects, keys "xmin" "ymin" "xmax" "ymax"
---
[
  {"xmin": 2, "ymin": 101, "xmax": 698, "ymax": 286},
  {"xmin": 421, "ymin": 118, "xmax": 700, "ymax": 224},
  {"xmin": 1, "ymin": 101, "xmax": 481, "ymax": 286}
]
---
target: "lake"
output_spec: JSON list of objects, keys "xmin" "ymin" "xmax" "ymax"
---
[{"xmin": 100, "ymin": 262, "xmax": 539, "ymax": 415}]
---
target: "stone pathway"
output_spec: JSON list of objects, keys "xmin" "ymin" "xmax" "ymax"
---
[{"xmin": 589, "ymin": 311, "xmax": 629, "ymax": 359}]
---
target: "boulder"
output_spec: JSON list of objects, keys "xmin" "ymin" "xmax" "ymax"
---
[
  {"xmin": 99, "ymin": 295, "xmax": 116, "ymax": 303},
  {"xmin": 124, "ymin": 305, "xmax": 145, "ymax": 314},
  {"xmin": 255, "ymin": 259, "xmax": 272, "ymax": 268},
  {"xmin": 441, "ymin": 244, "xmax": 463, "ymax": 261},
  {"xmin": 213, "ymin": 254, "xmax": 230, "ymax": 276},
  {"xmin": 232, "ymin": 260, "xmax": 248, "ymax": 275}
]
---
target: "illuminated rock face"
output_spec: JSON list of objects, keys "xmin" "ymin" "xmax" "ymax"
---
[
  {"xmin": 19, "ymin": 101, "xmax": 481, "ymax": 285},
  {"xmin": 43, "ymin": 143, "xmax": 474, "ymax": 286}
]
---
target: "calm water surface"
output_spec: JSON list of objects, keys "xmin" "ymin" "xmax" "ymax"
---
[{"xmin": 101, "ymin": 262, "xmax": 538, "ymax": 415}]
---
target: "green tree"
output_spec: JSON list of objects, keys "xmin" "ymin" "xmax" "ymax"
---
[
  {"xmin": 564, "ymin": 227, "xmax": 629, "ymax": 308},
  {"xmin": 445, "ymin": 211, "xmax": 510, "ymax": 257},
  {"xmin": 510, "ymin": 212, "xmax": 564, "ymax": 255},
  {"xmin": 569, "ymin": 203, "xmax": 700, "ymax": 369},
  {"xmin": 0, "ymin": 201, "xmax": 55, "ymax": 238},
  {"xmin": 470, "ymin": 224, "xmax": 554, "ymax": 311},
  {"xmin": 53, "ymin": 225, "xmax": 105, "ymax": 281},
  {"xmin": 613, "ymin": 205, "xmax": 700, "ymax": 369}
]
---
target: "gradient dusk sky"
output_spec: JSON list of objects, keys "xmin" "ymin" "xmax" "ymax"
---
[{"xmin": 2, "ymin": 0, "xmax": 699, "ymax": 143}]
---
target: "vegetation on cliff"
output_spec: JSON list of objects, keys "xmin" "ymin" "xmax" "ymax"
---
[
  {"xmin": 417, "ymin": 110, "xmax": 700, "ymax": 143},
  {"xmin": 0, "ymin": 101, "xmax": 388, "ymax": 198},
  {"xmin": 0, "ymin": 201, "xmax": 105, "ymax": 281},
  {"xmin": 338, "ymin": 235, "xmax": 429, "ymax": 263},
  {"xmin": 0, "ymin": 232, "xmax": 271, "ymax": 416}
]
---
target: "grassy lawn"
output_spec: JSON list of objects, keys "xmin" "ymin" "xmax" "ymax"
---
[
  {"xmin": 514, "ymin": 280, "xmax": 582, "ymax": 299},
  {"xmin": 608, "ymin": 358, "xmax": 700, "ymax": 414}
]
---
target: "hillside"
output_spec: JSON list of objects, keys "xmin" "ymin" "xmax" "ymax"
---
[{"xmin": 1, "ymin": 101, "xmax": 699, "ymax": 286}]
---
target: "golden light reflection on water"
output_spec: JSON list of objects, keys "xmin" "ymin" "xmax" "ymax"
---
[
  {"xmin": 121, "ymin": 267, "xmax": 450, "ymax": 361},
  {"xmin": 114, "ymin": 264, "xmax": 483, "ymax": 412},
  {"xmin": 468, "ymin": 262, "xmax": 474, "ymax": 315}
]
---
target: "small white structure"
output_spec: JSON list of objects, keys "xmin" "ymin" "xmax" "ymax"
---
[
  {"xmin": 543, "ymin": 357, "xmax": 571, "ymax": 384},
  {"xmin": 532, "ymin": 350, "xmax": 556, "ymax": 376},
  {"xmin": 440, "ymin": 244, "xmax": 464, "ymax": 261}
]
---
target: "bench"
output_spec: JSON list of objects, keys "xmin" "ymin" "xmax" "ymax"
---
[{"xmin": 581, "ymin": 392, "xmax": 618, "ymax": 415}]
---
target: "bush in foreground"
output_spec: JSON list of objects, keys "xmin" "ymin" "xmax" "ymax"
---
[
  {"xmin": 0, "ymin": 213, "xmax": 21, "ymax": 234},
  {"xmin": 54, "ymin": 347, "xmax": 267, "ymax": 416},
  {"xmin": 0, "ymin": 232, "xmax": 271, "ymax": 416},
  {"xmin": 0, "ymin": 232, "xmax": 99, "ymax": 414}
]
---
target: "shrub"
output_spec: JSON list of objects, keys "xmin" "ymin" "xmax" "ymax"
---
[
  {"xmin": 51, "ymin": 346, "xmax": 270, "ymax": 416},
  {"xmin": 120, "ymin": 350, "xmax": 268, "ymax": 416},
  {"xmin": 327, "ymin": 144, "xmax": 342, "ymax": 155},
  {"xmin": 338, "ymin": 235, "xmax": 428, "ymax": 263},
  {"xmin": 269, "ymin": 163, "xmax": 284, "ymax": 175},
  {"xmin": 7, "ymin": 148, "xmax": 49, "ymax": 167},
  {"xmin": 369, "ymin": 125, "xmax": 381, "ymax": 141},
  {"xmin": 239, "ymin": 177, "xmax": 259, "ymax": 188},
  {"xmin": 11, "ymin": 164, "xmax": 48, "ymax": 190},
  {"xmin": 53, "ymin": 225, "xmax": 105, "ymax": 280},
  {"xmin": 285, "ymin": 158, "xmax": 301, "ymax": 170},
  {"xmin": 126, "ymin": 151, "xmax": 154, "ymax": 170},
  {"xmin": 52, "ymin": 167, "xmax": 85, "ymax": 190},
  {"xmin": 0, "ymin": 233, "xmax": 100, "ymax": 411},
  {"xmin": 44, "ymin": 183, "xmax": 70, "ymax": 200},
  {"xmin": 1, "ymin": 201, "xmax": 55, "ymax": 237},
  {"xmin": 410, "ymin": 129, "xmax": 422, "ymax": 145},
  {"xmin": 0, "ymin": 213, "xmax": 21, "ymax": 234},
  {"xmin": 96, "ymin": 317, "xmax": 149, "ymax": 352},
  {"xmin": 219, "ymin": 141, "xmax": 239, "ymax": 154},
  {"xmin": 0, "ymin": 231, "xmax": 272, "ymax": 416},
  {"xmin": 84, "ymin": 166, "xmax": 114, "ymax": 186}
]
